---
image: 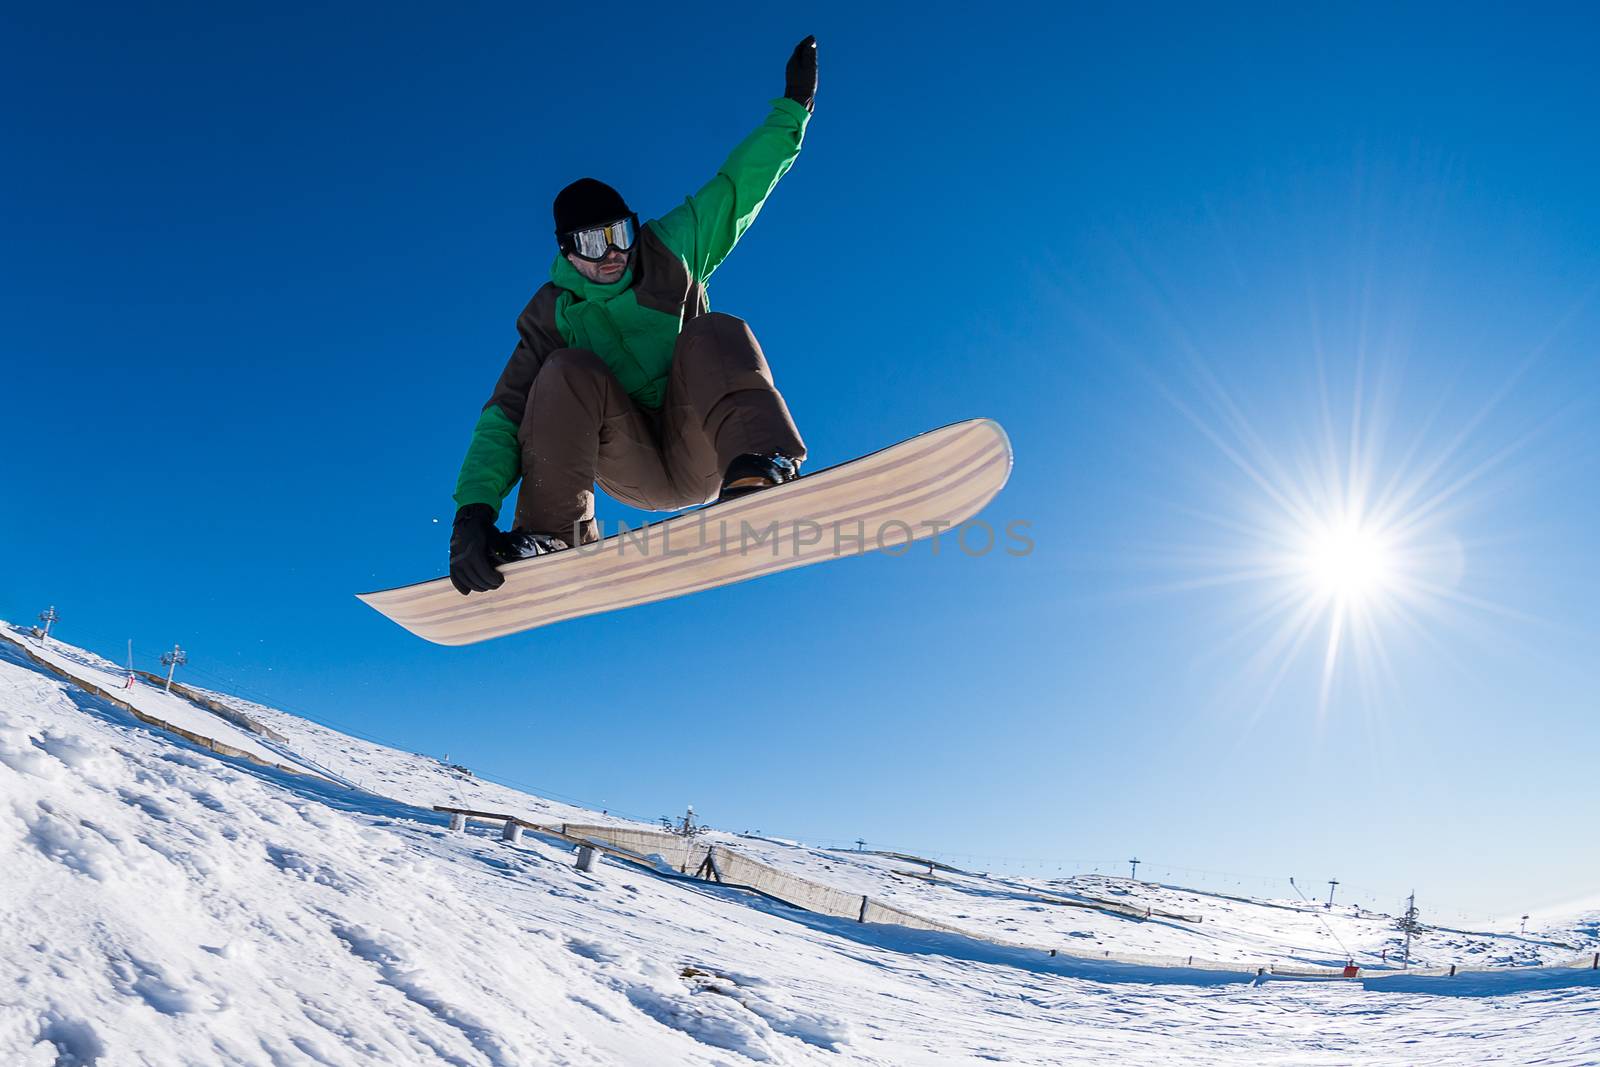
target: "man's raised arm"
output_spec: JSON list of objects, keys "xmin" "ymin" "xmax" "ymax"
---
[{"xmin": 649, "ymin": 36, "xmax": 817, "ymax": 283}]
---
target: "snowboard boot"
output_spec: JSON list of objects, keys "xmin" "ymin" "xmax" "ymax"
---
[
  {"xmin": 492, "ymin": 529, "xmax": 571, "ymax": 563},
  {"xmin": 718, "ymin": 452, "xmax": 801, "ymax": 504}
]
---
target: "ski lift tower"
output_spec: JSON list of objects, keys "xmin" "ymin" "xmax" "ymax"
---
[
  {"xmin": 160, "ymin": 644, "xmax": 188, "ymax": 692},
  {"xmin": 1398, "ymin": 892, "xmax": 1422, "ymax": 967},
  {"xmin": 37, "ymin": 606, "xmax": 59, "ymax": 640}
]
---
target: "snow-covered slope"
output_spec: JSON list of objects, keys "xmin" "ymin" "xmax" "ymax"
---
[
  {"xmin": 8, "ymin": 634, "xmax": 332, "ymax": 781},
  {"xmin": 176, "ymin": 681, "xmax": 624, "ymax": 829},
  {"xmin": 182, "ymin": 648, "xmax": 1595, "ymax": 971},
  {"xmin": 3, "ymin": 625, "xmax": 1598, "ymax": 1066},
  {"xmin": 698, "ymin": 839, "xmax": 1593, "ymax": 970}
]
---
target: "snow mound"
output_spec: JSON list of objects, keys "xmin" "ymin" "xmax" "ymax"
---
[{"xmin": 3, "ymin": 626, "xmax": 1598, "ymax": 1065}]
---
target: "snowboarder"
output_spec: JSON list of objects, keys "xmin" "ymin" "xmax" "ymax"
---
[{"xmin": 448, "ymin": 37, "xmax": 819, "ymax": 596}]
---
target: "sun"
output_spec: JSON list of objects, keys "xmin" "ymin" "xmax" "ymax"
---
[
  {"xmin": 1146, "ymin": 363, "xmax": 1499, "ymax": 717},
  {"xmin": 1288, "ymin": 508, "xmax": 1409, "ymax": 710},
  {"xmin": 1302, "ymin": 517, "xmax": 1394, "ymax": 604}
]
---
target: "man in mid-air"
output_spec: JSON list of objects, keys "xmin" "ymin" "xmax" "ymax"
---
[{"xmin": 448, "ymin": 36, "xmax": 818, "ymax": 596}]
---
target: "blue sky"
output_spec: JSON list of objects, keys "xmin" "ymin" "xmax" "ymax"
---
[{"xmin": 4, "ymin": 4, "xmax": 1597, "ymax": 919}]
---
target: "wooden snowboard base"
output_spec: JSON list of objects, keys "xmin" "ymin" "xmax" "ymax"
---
[{"xmin": 358, "ymin": 418, "xmax": 1012, "ymax": 645}]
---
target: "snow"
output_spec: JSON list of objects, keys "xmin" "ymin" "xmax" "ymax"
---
[
  {"xmin": 2, "ymin": 629, "xmax": 331, "ymax": 781},
  {"xmin": 171, "ymin": 680, "xmax": 624, "ymax": 829},
  {"xmin": 703, "ymin": 838, "xmax": 1596, "ymax": 971},
  {"xmin": 3, "ymin": 623, "xmax": 1598, "ymax": 1065}
]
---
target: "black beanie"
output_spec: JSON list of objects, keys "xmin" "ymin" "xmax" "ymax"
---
[{"xmin": 553, "ymin": 178, "xmax": 632, "ymax": 237}]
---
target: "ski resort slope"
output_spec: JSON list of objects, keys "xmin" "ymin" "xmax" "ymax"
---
[
  {"xmin": 3, "ymin": 629, "xmax": 1598, "ymax": 1066},
  {"xmin": 174, "ymin": 664, "xmax": 1600, "ymax": 972},
  {"xmin": 8, "ymin": 635, "xmax": 331, "ymax": 781}
]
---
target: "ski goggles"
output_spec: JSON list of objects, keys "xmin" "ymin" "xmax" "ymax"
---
[{"xmin": 559, "ymin": 215, "xmax": 638, "ymax": 261}]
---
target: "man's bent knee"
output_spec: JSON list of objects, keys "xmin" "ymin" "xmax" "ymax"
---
[
  {"xmin": 679, "ymin": 311, "xmax": 749, "ymax": 342},
  {"xmin": 673, "ymin": 314, "xmax": 769, "ymax": 383}
]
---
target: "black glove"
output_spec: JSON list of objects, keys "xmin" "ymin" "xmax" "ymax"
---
[
  {"xmin": 784, "ymin": 35, "xmax": 817, "ymax": 112},
  {"xmin": 449, "ymin": 503, "xmax": 506, "ymax": 595}
]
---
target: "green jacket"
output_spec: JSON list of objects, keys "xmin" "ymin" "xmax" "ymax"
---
[{"xmin": 453, "ymin": 97, "xmax": 810, "ymax": 516}]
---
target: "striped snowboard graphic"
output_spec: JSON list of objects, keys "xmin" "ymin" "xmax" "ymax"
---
[{"xmin": 358, "ymin": 418, "xmax": 1012, "ymax": 645}]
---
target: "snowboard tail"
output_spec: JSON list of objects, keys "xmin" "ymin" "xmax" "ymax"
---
[{"xmin": 358, "ymin": 418, "xmax": 1012, "ymax": 645}]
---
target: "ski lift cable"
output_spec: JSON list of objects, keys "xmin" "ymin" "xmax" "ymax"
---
[{"xmin": 1287, "ymin": 878, "xmax": 1358, "ymax": 961}]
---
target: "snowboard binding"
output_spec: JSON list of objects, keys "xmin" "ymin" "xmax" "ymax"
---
[
  {"xmin": 493, "ymin": 529, "xmax": 571, "ymax": 563},
  {"xmin": 719, "ymin": 452, "xmax": 801, "ymax": 503}
]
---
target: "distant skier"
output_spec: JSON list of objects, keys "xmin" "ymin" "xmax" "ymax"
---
[{"xmin": 448, "ymin": 37, "xmax": 819, "ymax": 595}]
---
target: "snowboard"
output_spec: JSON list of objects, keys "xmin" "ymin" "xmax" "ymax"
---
[{"xmin": 357, "ymin": 418, "xmax": 1012, "ymax": 645}]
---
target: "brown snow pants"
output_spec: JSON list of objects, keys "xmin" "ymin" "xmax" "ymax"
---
[{"xmin": 512, "ymin": 312, "xmax": 806, "ymax": 543}]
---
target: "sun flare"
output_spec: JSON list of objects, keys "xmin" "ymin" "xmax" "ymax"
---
[
  {"xmin": 1302, "ymin": 518, "xmax": 1394, "ymax": 604},
  {"xmin": 1149, "ymin": 361, "xmax": 1511, "ymax": 718}
]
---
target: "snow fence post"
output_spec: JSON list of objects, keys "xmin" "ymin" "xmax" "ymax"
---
[
  {"xmin": 502, "ymin": 821, "xmax": 523, "ymax": 845},
  {"xmin": 575, "ymin": 845, "xmax": 597, "ymax": 872},
  {"xmin": 857, "ymin": 896, "xmax": 869, "ymax": 923},
  {"xmin": 449, "ymin": 812, "xmax": 466, "ymax": 833}
]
